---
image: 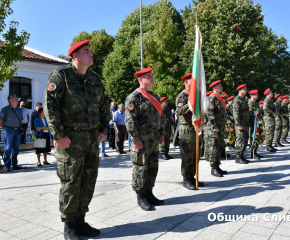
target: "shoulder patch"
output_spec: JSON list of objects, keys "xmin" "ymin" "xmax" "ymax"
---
[
  {"xmin": 209, "ymin": 105, "xmax": 214, "ymax": 109},
  {"xmin": 47, "ymin": 83, "xmax": 56, "ymax": 91},
  {"xmin": 127, "ymin": 104, "xmax": 134, "ymax": 110},
  {"xmin": 235, "ymin": 105, "xmax": 239, "ymax": 108},
  {"xmin": 178, "ymin": 103, "xmax": 183, "ymax": 107}
]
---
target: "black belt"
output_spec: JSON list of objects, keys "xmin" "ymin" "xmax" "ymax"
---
[{"xmin": 4, "ymin": 126, "xmax": 20, "ymax": 130}]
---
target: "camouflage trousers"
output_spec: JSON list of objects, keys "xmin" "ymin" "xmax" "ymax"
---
[
  {"xmin": 55, "ymin": 128, "xmax": 100, "ymax": 222},
  {"xmin": 159, "ymin": 125, "xmax": 171, "ymax": 155},
  {"xmin": 235, "ymin": 126, "xmax": 249, "ymax": 157},
  {"xmin": 282, "ymin": 118, "xmax": 289, "ymax": 140},
  {"xmin": 264, "ymin": 116, "xmax": 275, "ymax": 146},
  {"xmin": 203, "ymin": 126, "xmax": 209, "ymax": 157},
  {"xmin": 179, "ymin": 125, "xmax": 196, "ymax": 178},
  {"xmin": 208, "ymin": 124, "xmax": 224, "ymax": 169},
  {"xmin": 131, "ymin": 129, "xmax": 159, "ymax": 193},
  {"xmin": 274, "ymin": 117, "xmax": 282, "ymax": 143}
]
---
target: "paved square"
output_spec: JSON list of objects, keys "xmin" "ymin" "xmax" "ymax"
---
[{"xmin": 1, "ymin": 141, "xmax": 290, "ymax": 240}]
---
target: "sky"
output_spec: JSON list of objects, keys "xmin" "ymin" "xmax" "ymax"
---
[{"xmin": 4, "ymin": 0, "xmax": 290, "ymax": 57}]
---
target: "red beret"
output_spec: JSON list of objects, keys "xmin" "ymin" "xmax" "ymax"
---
[
  {"xmin": 182, "ymin": 73, "xmax": 192, "ymax": 82},
  {"xmin": 134, "ymin": 68, "xmax": 153, "ymax": 77},
  {"xmin": 249, "ymin": 90, "xmax": 258, "ymax": 95},
  {"xmin": 220, "ymin": 94, "xmax": 227, "ymax": 98},
  {"xmin": 160, "ymin": 97, "xmax": 167, "ymax": 102},
  {"xmin": 206, "ymin": 91, "xmax": 213, "ymax": 96},
  {"xmin": 259, "ymin": 101, "xmax": 263, "ymax": 105},
  {"xmin": 209, "ymin": 80, "xmax": 221, "ymax": 88},
  {"xmin": 264, "ymin": 88, "xmax": 270, "ymax": 95},
  {"xmin": 274, "ymin": 94, "xmax": 281, "ymax": 99},
  {"xmin": 282, "ymin": 95, "xmax": 288, "ymax": 99},
  {"xmin": 236, "ymin": 84, "xmax": 246, "ymax": 91},
  {"xmin": 227, "ymin": 96, "xmax": 234, "ymax": 101},
  {"xmin": 68, "ymin": 40, "xmax": 90, "ymax": 57}
]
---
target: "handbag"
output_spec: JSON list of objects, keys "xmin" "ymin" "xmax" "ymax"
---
[{"xmin": 34, "ymin": 138, "xmax": 46, "ymax": 148}]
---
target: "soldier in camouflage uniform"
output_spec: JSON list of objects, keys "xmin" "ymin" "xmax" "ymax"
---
[
  {"xmin": 248, "ymin": 90, "xmax": 263, "ymax": 159},
  {"xmin": 263, "ymin": 88, "xmax": 277, "ymax": 152},
  {"xmin": 219, "ymin": 93, "xmax": 230, "ymax": 158},
  {"xmin": 44, "ymin": 40, "xmax": 110, "ymax": 240},
  {"xmin": 274, "ymin": 94, "xmax": 284, "ymax": 147},
  {"xmin": 226, "ymin": 96, "xmax": 235, "ymax": 149},
  {"xmin": 176, "ymin": 73, "xmax": 205, "ymax": 189},
  {"xmin": 281, "ymin": 95, "xmax": 289, "ymax": 144},
  {"xmin": 159, "ymin": 97, "xmax": 174, "ymax": 160},
  {"xmin": 207, "ymin": 80, "xmax": 228, "ymax": 177},
  {"xmin": 125, "ymin": 68, "xmax": 164, "ymax": 211},
  {"xmin": 233, "ymin": 84, "xmax": 251, "ymax": 164},
  {"xmin": 203, "ymin": 91, "xmax": 213, "ymax": 161}
]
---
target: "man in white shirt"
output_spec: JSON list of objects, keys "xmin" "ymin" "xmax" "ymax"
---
[{"xmin": 20, "ymin": 101, "xmax": 29, "ymax": 144}]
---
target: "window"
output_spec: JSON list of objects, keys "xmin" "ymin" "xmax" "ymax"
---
[{"xmin": 9, "ymin": 77, "xmax": 32, "ymax": 109}]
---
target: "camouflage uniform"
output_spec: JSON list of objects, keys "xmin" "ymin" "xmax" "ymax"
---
[
  {"xmin": 175, "ymin": 90, "xmax": 197, "ymax": 178},
  {"xmin": 274, "ymin": 101, "xmax": 282, "ymax": 143},
  {"xmin": 203, "ymin": 114, "xmax": 209, "ymax": 158},
  {"xmin": 206, "ymin": 94, "xmax": 227, "ymax": 168},
  {"xmin": 125, "ymin": 90, "xmax": 163, "ymax": 194},
  {"xmin": 263, "ymin": 97, "xmax": 276, "ymax": 147},
  {"xmin": 44, "ymin": 63, "xmax": 110, "ymax": 222},
  {"xmin": 248, "ymin": 100, "xmax": 262, "ymax": 153},
  {"xmin": 159, "ymin": 106, "xmax": 173, "ymax": 155},
  {"xmin": 281, "ymin": 102, "xmax": 289, "ymax": 140},
  {"xmin": 233, "ymin": 96, "xmax": 250, "ymax": 157}
]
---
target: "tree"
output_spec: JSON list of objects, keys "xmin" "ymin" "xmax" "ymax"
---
[
  {"xmin": 0, "ymin": 0, "xmax": 30, "ymax": 89},
  {"xmin": 57, "ymin": 54, "xmax": 70, "ymax": 61},
  {"xmin": 70, "ymin": 29, "xmax": 114, "ymax": 77},
  {"xmin": 103, "ymin": 0, "xmax": 185, "ymax": 105}
]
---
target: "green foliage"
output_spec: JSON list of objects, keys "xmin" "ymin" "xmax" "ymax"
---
[
  {"xmin": 57, "ymin": 54, "xmax": 70, "ymax": 61},
  {"xmin": 71, "ymin": 29, "xmax": 114, "ymax": 77},
  {"xmin": 103, "ymin": 0, "xmax": 185, "ymax": 105},
  {"xmin": 0, "ymin": 0, "xmax": 30, "ymax": 89}
]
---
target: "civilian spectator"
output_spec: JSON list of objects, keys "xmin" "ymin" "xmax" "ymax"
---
[
  {"xmin": 128, "ymin": 134, "xmax": 131, "ymax": 152},
  {"xmin": 109, "ymin": 102, "xmax": 117, "ymax": 150},
  {"xmin": 34, "ymin": 108, "xmax": 51, "ymax": 166},
  {"xmin": 20, "ymin": 101, "xmax": 29, "ymax": 144},
  {"xmin": 30, "ymin": 102, "xmax": 42, "ymax": 135},
  {"xmin": 0, "ymin": 94, "xmax": 23, "ymax": 172},
  {"xmin": 99, "ymin": 135, "xmax": 109, "ymax": 157},
  {"xmin": 113, "ymin": 104, "xmax": 126, "ymax": 154}
]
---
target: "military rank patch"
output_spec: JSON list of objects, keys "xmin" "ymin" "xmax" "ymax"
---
[
  {"xmin": 209, "ymin": 105, "xmax": 214, "ymax": 109},
  {"xmin": 178, "ymin": 103, "xmax": 183, "ymax": 107},
  {"xmin": 235, "ymin": 105, "xmax": 239, "ymax": 108},
  {"xmin": 47, "ymin": 83, "xmax": 56, "ymax": 91},
  {"xmin": 127, "ymin": 104, "xmax": 134, "ymax": 110},
  {"xmin": 104, "ymin": 91, "xmax": 107, "ymax": 95}
]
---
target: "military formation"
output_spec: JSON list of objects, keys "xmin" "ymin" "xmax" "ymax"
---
[{"xmin": 44, "ymin": 40, "xmax": 290, "ymax": 240}]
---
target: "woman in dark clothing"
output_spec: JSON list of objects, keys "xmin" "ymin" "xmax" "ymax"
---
[{"xmin": 34, "ymin": 108, "xmax": 51, "ymax": 166}]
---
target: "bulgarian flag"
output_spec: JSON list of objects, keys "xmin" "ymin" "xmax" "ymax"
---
[{"xmin": 189, "ymin": 21, "xmax": 207, "ymax": 135}]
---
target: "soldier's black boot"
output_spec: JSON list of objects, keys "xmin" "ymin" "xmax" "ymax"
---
[
  {"xmin": 211, "ymin": 168, "xmax": 223, "ymax": 177},
  {"xmin": 206, "ymin": 156, "xmax": 210, "ymax": 161},
  {"xmin": 255, "ymin": 153, "xmax": 263, "ymax": 158},
  {"xmin": 162, "ymin": 154, "xmax": 169, "ymax": 160},
  {"xmin": 282, "ymin": 139, "xmax": 289, "ymax": 144},
  {"xmin": 190, "ymin": 176, "xmax": 205, "ymax": 187},
  {"xmin": 64, "ymin": 220, "xmax": 80, "ymax": 240},
  {"xmin": 137, "ymin": 192, "xmax": 152, "ymax": 211},
  {"xmin": 250, "ymin": 152, "xmax": 260, "ymax": 159},
  {"xmin": 272, "ymin": 146, "xmax": 278, "ymax": 151},
  {"xmin": 76, "ymin": 215, "xmax": 100, "ymax": 237},
  {"xmin": 267, "ymin": 146, "xmax": 275, "ymax": 152},
  {"xmin": 235, "ymin": 156, "xmax": 248, "ymax": 164},
  {"xmin": 241, "ymin": 156, "xmax": 250, "ymax": 163},
  {"xmin": 183, "ymin": 177, "xmax": 196, "ymax": 190},
  {"xmin": 218, "ymin": 166, "xmax": 228, "ymax": 174},
  {"xmin": 146, "ymin": 189, "xmax": 164, "ymax": 206},
  {"xmin": 167, "ymin": 154, "xmax": 173, "ymax": 159},
  {"xmin": 275, "ymin": 142, "xmax": 284, "ymax": 147}
]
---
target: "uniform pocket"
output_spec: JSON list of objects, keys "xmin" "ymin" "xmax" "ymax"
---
[
  {"xmin": 131, "ymin": 148, "xmax": 146, "ymax": 165},
  {"xmin": 55, "ymin": 148, "xmax": 71, "ymax": 182}
]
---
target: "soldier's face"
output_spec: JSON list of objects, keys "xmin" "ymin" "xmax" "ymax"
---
[
  {"xmin": 214, "ymin": 83, "xmax": 223, "ymax": 92},
  {"xmin": 228, "ymin": 100, "xmax": 233, "ymax": 104},
  {"xmin": 283, "ymin": 99, "xmax": 288, "ymax": 103},
  {"xmin": 140, "ymin": 73, "xmax": 154, "ymax": 88},
  {"xmin": 268, "ymin": 91, "xmax": 273, "ymax": 98},
  {"xmin": 252, "ymin": 93, "xmax": 258, "ymax": 100},
  {"xmin": 74, "ymin": 46, "xmax": 93, "ymax": 67},
  {"xmin": 240, "ymin": 87, "xmax": 247, "ymax": 94},
  {"xmin": 162, "ymin": 100, "xmax": 168, "ymax": 107},
  {"xmin": 259, "ymin": 104, "xmax": 263, "ymax": 107}
]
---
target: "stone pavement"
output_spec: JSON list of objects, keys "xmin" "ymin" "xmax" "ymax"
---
[{"xmin": 1, "ymin": 140, "xmax": 290, "ymax": 240}]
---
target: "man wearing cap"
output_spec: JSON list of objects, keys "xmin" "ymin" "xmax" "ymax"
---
[
  {"xmin": 125, "ymin": 68, "xmax": 164, "ymax": 211},
  {"xmin": 263, "ymin": 88, "xmax": 277, "ymax": 152},
  {"xmin": 203, "ymin": 91, "xmax": 212, "ymax": 161},
  {"xmin": 274, "ymin": 94, "xmax": 284, "ymax": 147},
  {"xmin": 248, "ymin": 90, "xmax": 263, "ymax": 159},
  {"xmin": 176, "ymin": 73, "xmax": 205, "ymax": 187},
  {"xmin": 281, "ymin": 95, "xmax": 289, "ymax": 144},
  {"xmin": 207, "ymin": 80, "xmax": 228, "ymax": 177},
  {"xmin": 44, "ymin": 40, "xmax": 110, "ymax": 240},
  {"xmin": 159, "ymin": 97, "xmax": 173, "ymax": 160},
  {"xmin": 232, "ymin": 84, "xmax": 251, "ymax": 164}
]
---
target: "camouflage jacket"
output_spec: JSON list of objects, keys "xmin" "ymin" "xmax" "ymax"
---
[
  {"xmin": 203, "ymin": 114, "xmax": 208, "ymax": 126},
  {"xmin": 44, "ymin": 63, "xmax": 110, "ymax": 140},
  {"xmin": 274, "ymin": 101, "xmax": 282, "ymax": 118},
  {"xmin": 263, "ymin": 97, "xmax": 276, "ymax": 118},
  {"xmin": 125, "ymin": 89, "xmax": 164, "ymax": 144},
  {"xmin": 248, "ymin": 99, "xmax": 262, "ymax": 121},
  {"xmin": 206, "ymin": 94, "xmax": 227, "ymax": 128},
  {"xmin": 175, "ymin": 90, "xmax": 192, "ymax": 126},
  {"xmin": 281, "ymin": 102, "xmax": 288, "ymax": 118},
  {"xmin": 226, "ymin": 103, "xmax": 234, "ymax": 122},
  {"xmin": 162, "ymin": 106, "xmax": 173, "ymax": 126},
  {"xmin": 233, "ymin": 95, "xmax": 250, "ymax": 127}
]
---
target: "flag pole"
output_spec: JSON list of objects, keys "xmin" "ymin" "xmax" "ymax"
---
[
  {"xmin": 140, "ymin": 0, "xmax": 143, "ymax": 69},
  {"xmin": 195, "ymin": 11, "xmax": 199, "ymax": 190}
]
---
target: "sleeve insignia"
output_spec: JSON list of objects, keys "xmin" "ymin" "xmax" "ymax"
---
[
  {"xmin": 127, "ymin": 104, "xmax": 134, "ymax": 110},
  {"xmin": 178, "ymin": 103, "xmax": 183, "ymax": 107},
  {"xmin": 235, "ymin": 105, "xmax": 239, "ymax": 108},
  {"xmin": 46, "ymin": 83, "xmax": 56, "ymax": 91},
  {"xmin": 104, "ymin": 91, "xmax": 107, "ymax": 95},
  {"xmin": 209, "ymin": 105, "xmax": 214, "ymax": 109}
]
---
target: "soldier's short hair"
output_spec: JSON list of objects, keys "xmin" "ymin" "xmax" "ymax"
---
[{"xmin": 7, "ymin": 94, "xmax": 17, "ymax": 103}]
